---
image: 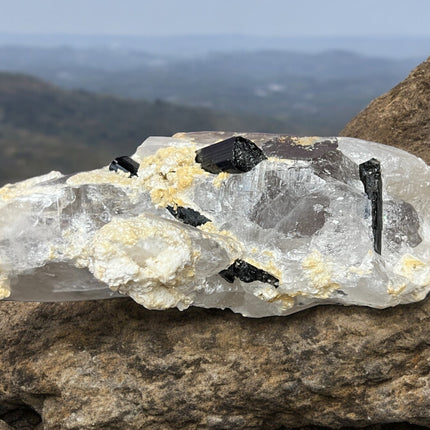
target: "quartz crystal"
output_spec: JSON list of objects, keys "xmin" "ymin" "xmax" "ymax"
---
[{"xmin": 0, "ymin": 131, "xmax": 429, "ymax": 317}]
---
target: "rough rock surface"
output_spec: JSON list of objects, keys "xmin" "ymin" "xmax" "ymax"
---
[
  {"xmin": 2, "ymin": 56, "xmax": 430, "ymax": 428},
  {"xmin": 2, "ymin": 299, "xmax": 430, "ymax": 430},
  {"xmin": 340, "ymin": 56, "xmax": 430, "ymax": 165}
]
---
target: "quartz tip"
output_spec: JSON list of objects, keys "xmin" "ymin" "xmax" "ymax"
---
[
  {"xmin": 109, "ymin": 156, "xmax": 139, "ymax": 177},
  {"xmin": 359, "ymin": 158, "xmax": 383, "ymax": 254},
  {"xmin": 195, "ymin": 136, "xmax": 267, "ymax": 174}
]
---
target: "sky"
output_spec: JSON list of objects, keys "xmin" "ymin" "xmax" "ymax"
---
[{"xmin": 2, "ymin": 0, "xmax": 430, "ymax": 37}]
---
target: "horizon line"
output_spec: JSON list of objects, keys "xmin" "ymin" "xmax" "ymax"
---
[{"xmin": 1, "ymin": 32, "xmax": 430, "ymax": 39}]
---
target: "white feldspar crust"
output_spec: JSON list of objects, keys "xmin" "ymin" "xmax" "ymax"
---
[{"xmin": 0, "ymin": 133, "xmax": 429, "ymax": 317}]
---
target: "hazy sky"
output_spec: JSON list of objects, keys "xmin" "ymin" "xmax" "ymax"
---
[{"xmin": 2, "ymin": 0, "xmax": 430, "ymax": 36}]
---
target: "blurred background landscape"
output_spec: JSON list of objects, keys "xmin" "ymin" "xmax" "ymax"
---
[{"xmin": 0, "ymin": 0, "xmax": 429, "ymax": 184}]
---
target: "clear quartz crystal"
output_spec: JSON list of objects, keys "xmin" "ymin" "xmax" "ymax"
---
[{"xmin": 0, "ymin": 133, "xmax": 429, "ymax": 317}]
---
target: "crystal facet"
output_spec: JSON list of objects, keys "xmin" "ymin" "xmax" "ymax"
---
[
  {"xmin": 166, "ymin": 205, "xmax": 211, "ymax": 227},
  {"xmin": 219, "ymin": 259, "xmax": 280, "ymax": 287},
  {"xmin": 0, "ymin": 132, "xmax": 429, "ymax": 317},
  {"xmin": 195, "ymin": 136, "xmax": 267, "ymax": 174},
  {"xmin": 359, "ymin": 158, "xmax": 383, "ymax": 254},
  {"xmin": 109, "ymin": 155, "xmax": 140, "ymax": 177}
]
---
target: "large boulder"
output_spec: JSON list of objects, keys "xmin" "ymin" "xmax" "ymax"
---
[{"xmin": 341, "ymin": 56, "xmax": 430, "ymax": 165}]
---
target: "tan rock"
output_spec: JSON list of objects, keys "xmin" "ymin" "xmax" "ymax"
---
[
  {"xmin": 341, "ymin": 56, "xmax": 430, "ymax": 165},
  {"xmin": 1, "ymin": 297, "xmax": 430, "ymax": 429}
]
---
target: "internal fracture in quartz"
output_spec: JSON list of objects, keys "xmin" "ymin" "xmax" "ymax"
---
[{"xmin": 0, "ymin": 132, "xmax": 429, "ymax": 317}]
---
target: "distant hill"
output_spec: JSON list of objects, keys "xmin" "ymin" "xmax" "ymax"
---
[
  {"xmin": 0, "ymin": 72, "xmax": 286, "ymax": 185},
  {"xmin": 0, "ymin": 46, "xmax": 419, "ymax": 136},
  {"xmin": 1, "ymin": 33, "xmax": 429, "ymax": 58}
]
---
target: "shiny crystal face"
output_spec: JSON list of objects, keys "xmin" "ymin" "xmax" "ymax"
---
[{"xmin": 0, "ymin": 132, "xmax": 429, "ymax": 317}]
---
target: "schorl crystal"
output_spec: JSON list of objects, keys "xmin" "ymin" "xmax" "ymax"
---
[
  {"xmin": 195, "ymin": 136, "xmax": 267, "ymax": 174},
  {"xmin": 109, "ymin": 156, "xmax": 139, "ymax": 177},
  {"xmin": 219, "ymin": 259, "xmax": 279, "ymax": 288},
  {"xmin": 167, "ymin": 206, "xmax": 211, "ymax": 227},
  {"xmin": 359, "ymin": 158, "xmax": 383, "ymax": 254}
]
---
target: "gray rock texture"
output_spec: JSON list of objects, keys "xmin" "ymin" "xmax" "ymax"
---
[
  {"xmin": 341, "ymin": 56, "xmax": 430, "ymax": 165},
  {"xmin": 2, "ymin": 56, "xmax": 430, "ymax": 429}
]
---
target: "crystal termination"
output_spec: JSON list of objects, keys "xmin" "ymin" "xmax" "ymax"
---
[
  {"xmin": 109, "ymin": 155, "xmax": 140, "ymax": 177},
  {"xmin": 195, "ymin": 136, "xmax": 267, "ymax": 174}
]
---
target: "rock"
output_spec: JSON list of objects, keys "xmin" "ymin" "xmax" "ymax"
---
[
  {"xmin": 340, "ymin": 56, "xmax": 430, "ymax": 165},
  {"xmin": 0, "ymin": 402, "xmax": 42, "ymax": 429},
  {"xmin": 1, "ymin": 133, "xmax": 429, "ymax": 317},
  {"xmin": 2, "ymin": 299, "xmax": 430, "ymax": 429},
  {"xmin": 0, "ymin": 421, "xmax": 13, "ymax": 430}
]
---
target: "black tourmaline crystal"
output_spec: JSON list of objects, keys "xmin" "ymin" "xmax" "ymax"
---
[
  {"xmin": 167, "ymin": 206, "xmax": 211, "ymax": 227},
  {"xmin": 109, "ymin": 156, "xmax": 140, "ymax": 177},
  {"xmin": 195, "ymin": 136, "xmax": 267, "ymax": 174},
  {"xmin": 359, "ymin": 158, "xmax": 383, "ymax": 254},
  {"xmin": 219, "ymin": 259, "xmax": 279, "ymax": 288}
]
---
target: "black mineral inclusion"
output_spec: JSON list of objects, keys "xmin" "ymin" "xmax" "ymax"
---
[
  {"xmin": 167, "ymin": 206, "xmax": 211, "ymax": 227},
  {"xmin": 359, "ymin": 158, "xmax": 383, "ymax": 254},
  {"xmin": 195, "ymin": 136, "xmax": 267, "ymax": 174},
  {"xmin": 220, "ymin": 259, "xmax": 279, "ymax": 288},
  {"xmin": 109, "ymin": 156, "xmax": 140, "ymax": 177}
]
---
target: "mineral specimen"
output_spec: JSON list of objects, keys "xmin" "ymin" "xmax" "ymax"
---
[{"xmin": 0, "ymin": 132, "xmax": 429, "ymax": 317}]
